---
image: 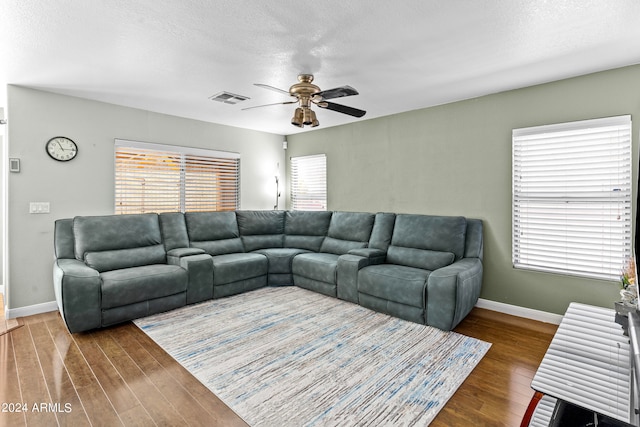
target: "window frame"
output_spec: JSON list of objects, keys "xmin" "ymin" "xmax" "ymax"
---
[
  {"xmin": 114, "ymin": 139, "xmax": 240, "ymax": 214},
  {"xmin": 290, "ymin": 154, "xmax": 327, "ymax": 211},
  {"xmin": 512, "ymin": 115, "xmax": 632, "ymax": 281}
]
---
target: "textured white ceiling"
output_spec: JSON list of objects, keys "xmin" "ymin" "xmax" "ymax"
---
[{"xmin": 1, "ymin": 0, "xmax": 640, "ymax": 135}]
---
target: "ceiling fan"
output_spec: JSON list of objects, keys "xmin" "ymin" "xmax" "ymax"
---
[{"xmin": 243, "ymin": 74, "xmax": 366, "ymax": 128}]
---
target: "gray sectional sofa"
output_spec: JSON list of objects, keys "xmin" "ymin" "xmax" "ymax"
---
[{"xmin": 53, "ymin": 210, "xmax": 483, "ymax": 333}]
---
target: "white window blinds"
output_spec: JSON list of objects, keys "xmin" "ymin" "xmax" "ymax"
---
[
  {"xmin": 115, "ymin": 140, "xmax": 240, "ymax": 214},
  {"xmin": 290, "ymin": 154, "xmax": 327, "ymax": 211},
  {"xmin": 512, "ymin": 115, "xmax": 632, "ymax": 281}
]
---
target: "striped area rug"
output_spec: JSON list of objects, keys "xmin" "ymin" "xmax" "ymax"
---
[{"xmin": 135, "ymin": 287, "xmax": 491, "ymax": 426}]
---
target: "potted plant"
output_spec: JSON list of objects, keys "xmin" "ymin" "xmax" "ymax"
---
[{"xmin": 615, "ymin": 257, "xmax": 637, "ymax": 330}]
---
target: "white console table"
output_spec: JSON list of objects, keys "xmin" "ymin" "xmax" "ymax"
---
[{"xmin": 529, "ymin": 302, "xmax": 634, "ymax": 426}]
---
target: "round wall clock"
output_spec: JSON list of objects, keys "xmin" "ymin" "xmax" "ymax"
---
[{"xmin": 46, "ymin": 136, "xmax": 78, "ymax": 162}]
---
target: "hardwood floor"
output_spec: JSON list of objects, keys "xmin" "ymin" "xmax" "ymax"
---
[
  {"xmin": 0, "ymin": 293, "xmax": 557, "ymax": 426},
  {"xmin": 433, "ymin": 309, "xmax": 557, "ymax": 426},
  {"xmin": 0, "ymin": 295, "xmax": 21, "ymax": 338}
]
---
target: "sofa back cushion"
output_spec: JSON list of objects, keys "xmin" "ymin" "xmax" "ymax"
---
[
  {"xmin": 284, "ymin": 211, "xmax": 332, "ymax": 251},
  {"xmin": 159, "ymin": 212, "xmax": 190, "ymax": 251},
  {"xmin": 464, "ymin": 218, "xmax": 484, "ymax": 260},
  {"xmin": 185, "ymin": 211, "xmax": 244, "ymax": 255},
  {"xmin": 386, "ymin": 214, "xmax": 467, "ymax": 270},
  {"xmin": 368, "ymin": 212, "xmax": 396, "ymax": 251},
  {"xmin": 386, "ymin": 247, "xmax": 455, "ymax": 271},
  {"xmin": 74, "ymin": 214, "xmax": 166, "ymax": 272},
  {"xmin": 54, "ymin": 218, "xmax": 75, "ymax": 259},
  {"xmin": 237, "ymin": 210, "xmax": 285, "ymax": 251},
  {"xmin": 320, "ymin": 211, "xmax": 375, "ymax": 255}
]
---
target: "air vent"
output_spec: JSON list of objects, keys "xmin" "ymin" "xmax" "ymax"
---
[{"xmin": 209, "ymin": 91, "xmax": 250, "ymax": 105}]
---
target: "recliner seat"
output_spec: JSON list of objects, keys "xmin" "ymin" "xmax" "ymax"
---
[
  {"xmin": 54, "ymin": 213, "xmax": 189, "ymax": 332},
  {"xmin": 184, "ymin": 211, "xmax": 268, "ymax": 298},
  {"xmin": 292, "ymin": 211, "xmax": 375, "ymax": 297}
]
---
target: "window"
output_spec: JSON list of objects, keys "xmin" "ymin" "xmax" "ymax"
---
[
  {"xmin": 512, "ymin": 115, "xmax": 632, "ymax": 281},
  {"xmin": 290, "ymin": 154, "xmax": 327, "ymax": 211},
  {"xmin": 115, "ymin": 139, "xmax": 240, "ymax": 214}
]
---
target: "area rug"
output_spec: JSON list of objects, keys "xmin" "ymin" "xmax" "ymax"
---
[{"xmin": 134, "ymin": 287, "xmax": 491, "ymax": 426}]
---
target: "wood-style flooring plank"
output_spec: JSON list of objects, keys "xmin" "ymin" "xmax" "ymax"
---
[
  {"xmin": 20, "ymin": 311, "xmax": 58, "ymax": 326},
  {"xmin": 0, "ymin": 293, "xmax": 26, "ymax": 427},
  {"xmin": 9, "ymin": 324, "xmax": 58, "ymax": 426},
  {"xmin": 0, "ymin": 333, "xmax": 27, "ymax": 427},
  {"xmin": 90, "ymin": 327, "xmax": 189, "ymax": 426},
  {"xmin": 70, "ymin": 331, "xmax": 154, "ymax": 425},
  {"xmin": 45, "ymin": 316, "xmax": 124, "ymax": 426},
  {"xmin": 28, "ymin": 321, "xmax": 89, "ymax": 427}
]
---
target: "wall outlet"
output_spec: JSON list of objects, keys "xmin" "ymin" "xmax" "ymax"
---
[{"xmin": 29, "ymin": 202, "xmax": 50, "ymax": 214}]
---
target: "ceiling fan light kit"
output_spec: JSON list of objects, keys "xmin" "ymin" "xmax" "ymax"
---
[
  {"xmin": 245, "ymin": 74, "xmax": 366, "ymax": 129},
  {"xmin": 291, "ymin": 107, "xmax": 319, "ymax": 128}
]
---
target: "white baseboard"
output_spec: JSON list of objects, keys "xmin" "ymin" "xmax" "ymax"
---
[
  {"xmin": 5, "ymin": 300, "xmax": 58, "ymax": 320},
  {"xmin": 3, "ymin": 296, "xmax": 563, "ymax": 325},
  {"xmin": 476, "ymin": 298, "xmax": 563, "ymax": 325}
]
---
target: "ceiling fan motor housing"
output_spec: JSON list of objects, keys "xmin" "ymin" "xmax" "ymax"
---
[{"xmin": 290, "ymin": 74, "xmax": 322, "ymax": 107}]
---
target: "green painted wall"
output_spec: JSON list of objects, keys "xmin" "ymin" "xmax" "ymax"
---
[
  {"xmin": 286, "ymin": 65, "xmax": 640, "ymax": 315},
  {"xmin": 4, "ymin": 86, "xmax": 285, "ymax": 312}
]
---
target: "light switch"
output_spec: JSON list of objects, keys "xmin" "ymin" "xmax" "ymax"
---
[{"xmin": 29, "ymin": 202, "xmax": 50, "ymax": 214}]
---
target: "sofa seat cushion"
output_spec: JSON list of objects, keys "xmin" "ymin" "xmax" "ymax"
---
[
  {"xmin": 212, "ymin": 253, "xmax": 267, "ymax": 285},
  {"xmin": 254, "ymin": 248, "xmax": 311, "ymax": 274},
  {"xmin": 101, "ymin": 264, "xmax": 187, "ymax": 309},
  {"xmin": 358, "ymin": 264, "xmax": 430, "ymax": 308},
  {"xmin": 292, "ymin": 252, "xmax": 340, "ymax": 284}
]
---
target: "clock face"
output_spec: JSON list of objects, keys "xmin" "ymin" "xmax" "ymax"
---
[{"xmin": 46, "ymin": 137, "xmax": 78, "ymax": 162}]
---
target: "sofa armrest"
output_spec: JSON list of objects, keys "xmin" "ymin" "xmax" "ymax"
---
[
  {"xmin": 167, "ymin": 247, "xmax": 206, "ymax": 265},
  {"xmin": 426, "ymin": 258, "xmax": 483, "ymax": 331},
  {"xmin": 53, "ymin": 258, "xmax": 102, "ymax": 333},
  {"xmin": 337, "ymin": 250, "xmax": 387, "ymax": 303},
  {"xmin": 177, "ymin": 253, "xmax": 214, "ymax": 304},
  {"xmin": 347, "ymin": 248, "xmax": 386, "ymax": 262}
]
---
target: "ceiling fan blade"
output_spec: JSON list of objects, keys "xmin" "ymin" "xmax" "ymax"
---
[
  {"xmin": 254, "ymin": 83, "xmax": 291, "ymax": 95},
  {"xmin": 241, "ymin": 100, "xmax": 297, "ymax": 111},
  {"xmin": 315, "ymin": 85, "xmax": 359, "ymax": 100},
  {"xmin": 319, "ymin": 101, "xmax": 366, "ymax": 118}
]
